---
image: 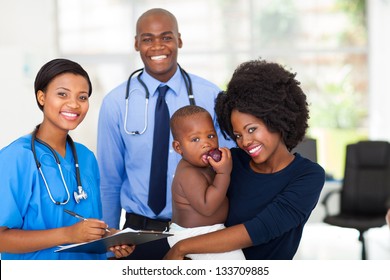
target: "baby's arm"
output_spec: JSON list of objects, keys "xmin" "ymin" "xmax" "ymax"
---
[
  {"xmin": 180, "ymin": 148, "xmax": 232, "ymax": 216},
  {"xmin": 208, "ymin": 147, "xmax": 232, "ymax": 197}
]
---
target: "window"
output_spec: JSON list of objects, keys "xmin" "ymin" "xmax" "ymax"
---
[{"xmin": 57, "ymin": 0, "xmax": 368, "ymax": 178}]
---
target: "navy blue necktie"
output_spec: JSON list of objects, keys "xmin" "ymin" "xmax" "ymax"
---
[{"xmin": 148, "ymin": 85, "xmax": 170, "ymax": 215}]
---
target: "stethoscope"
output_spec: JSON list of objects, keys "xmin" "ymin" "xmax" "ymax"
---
[
  {"xmin": 124, "ymin": 64, "xmax": 195, "ymax": 135},
  {"xmin": 31, "ymin": 125, "xmax": 87, "ymax": 205}
]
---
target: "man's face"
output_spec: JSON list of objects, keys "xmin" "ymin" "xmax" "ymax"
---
[{"xmin": 134, "ymin": 13, "xmax": 182, "ymax": 82}]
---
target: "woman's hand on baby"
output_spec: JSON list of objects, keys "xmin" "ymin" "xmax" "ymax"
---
[{"xmin": 163, "ymin": 247, "xmax": 185, "ymax": 260}]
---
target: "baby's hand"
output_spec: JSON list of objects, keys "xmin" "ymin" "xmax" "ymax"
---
[
  {"xmin": 207, "ymin": 148, "xmax": 222, "ymax": 162},
  {"xmin": 208, "ymin": 147, "xmax": 232, "ymax": 174}
]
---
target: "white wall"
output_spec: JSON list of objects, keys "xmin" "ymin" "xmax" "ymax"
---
[
  {"xmin": 0, "ymin": 0, "xmax": 58, "ymax": 149},
  {"xmin": 368, "ymin": 0, "xmax": 390, "ymax": 141}
]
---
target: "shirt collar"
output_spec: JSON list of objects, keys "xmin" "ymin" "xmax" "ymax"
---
[{"xmin": 140, "ymin": 67, "xmax": 182, "ymax": 97}]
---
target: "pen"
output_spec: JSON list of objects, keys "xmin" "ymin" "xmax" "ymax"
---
[{"xmin": 64, "ymin": 209, "xmax": 110, "ymax": 232}]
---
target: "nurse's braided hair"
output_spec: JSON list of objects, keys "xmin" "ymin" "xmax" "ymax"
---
[{"xmin": 34, "ymin": 58, "xmax": 92, "ymax": 111}]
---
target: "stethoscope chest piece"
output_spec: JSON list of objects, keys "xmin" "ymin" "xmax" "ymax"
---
[
  {"xmin": 74, "ymin": 186, "xmax": 88, "ymax": 203},
  {"xmin": 31, "ymin": 126, "xmax": 88, "ymax": 205}
]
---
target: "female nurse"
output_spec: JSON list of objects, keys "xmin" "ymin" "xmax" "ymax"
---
[{"xmin": 0, "ymin": 58, "xmax": 134, "ymax": 260}]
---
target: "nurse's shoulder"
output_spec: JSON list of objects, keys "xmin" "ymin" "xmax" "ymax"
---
[
  {"xmin": 0, "ymin": 135, "xmax": 36, "ymax": 174},
  {"xmin": 0, "ymin": 134, "xmax": 34, "ymax": 157}
]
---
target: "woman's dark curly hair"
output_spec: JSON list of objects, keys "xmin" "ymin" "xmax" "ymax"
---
[{"xmin": 215, "ymin": 59, "xmax": 309, "ymax": 151}]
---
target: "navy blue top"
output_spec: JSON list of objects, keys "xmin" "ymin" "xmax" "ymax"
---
[{"xmin": 226, "ymin": 148, "xmax": 325, "ymax": 260}]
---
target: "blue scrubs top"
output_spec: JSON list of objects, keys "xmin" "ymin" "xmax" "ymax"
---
[{"xmin": 0, "ymin": 134, "xmax": 105, "ymax": 260}]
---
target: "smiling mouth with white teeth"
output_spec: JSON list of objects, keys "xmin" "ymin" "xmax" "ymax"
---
[
  {"xmin": 248, "ymin": 145, "xmax": 262, "ymax": 155},
  {"xmin": 61, "ymin": 112, "xmax": 78, "ymax": 117},
  {"xmin": 151, "ymin": 55, "xmax": 167, "ymax": 60}
]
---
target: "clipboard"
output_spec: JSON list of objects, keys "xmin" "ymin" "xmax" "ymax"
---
[{"xmin": 55, "ymin": 227, "xmax": 172, "ymax": 254}]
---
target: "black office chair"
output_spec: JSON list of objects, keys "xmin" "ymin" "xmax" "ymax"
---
[{"xmin": 322, "ymin": 140, "xmax": 390, "ymax": 259}]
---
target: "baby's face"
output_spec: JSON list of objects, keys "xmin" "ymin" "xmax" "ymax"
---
[{"xmin": 175, "ymin": 113, "xmax": 219, "ymax": 167}]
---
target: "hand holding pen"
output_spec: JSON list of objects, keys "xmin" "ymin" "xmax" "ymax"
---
[
  {"xmin": 64, "ymin": 209, "xmax": 110, "ymax": 240},
  {"xmin": 64, "ymin": 209, "xmax": 135, "ymax": 258},
  {"xmin": 64, "ymin": 209, "xmax": 110, "ymax": 233}
]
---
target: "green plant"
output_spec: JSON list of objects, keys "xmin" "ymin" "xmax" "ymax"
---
[{"xmin": 309, "ymin": 65, "xmax": 367, "ymax": 130}]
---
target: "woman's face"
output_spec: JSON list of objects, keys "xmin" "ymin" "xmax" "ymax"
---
[
  {"xmin": 37, "ymin": 73, "xmax": 90, "ymax": 133},
  {"xmin": 231, "ymin": 109, "xmax": 287, "ymax": 172}
]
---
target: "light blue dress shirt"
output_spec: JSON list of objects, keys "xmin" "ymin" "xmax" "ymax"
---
[
  {"xmin": 97, "ymin": 67, "xmax": 234, "ymax": 229},
  {"xmin": 0, "ymin": 135, "xmax": 105, "ymax": 260}
]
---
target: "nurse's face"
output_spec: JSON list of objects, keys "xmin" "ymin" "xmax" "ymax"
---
[
  {"xmin": 37, "ymin": 73, "xmax": 90, "ymax": 133},
  {"xmin": 134, "ymin": 12, "xmax": 182, "ymax": 82}
]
